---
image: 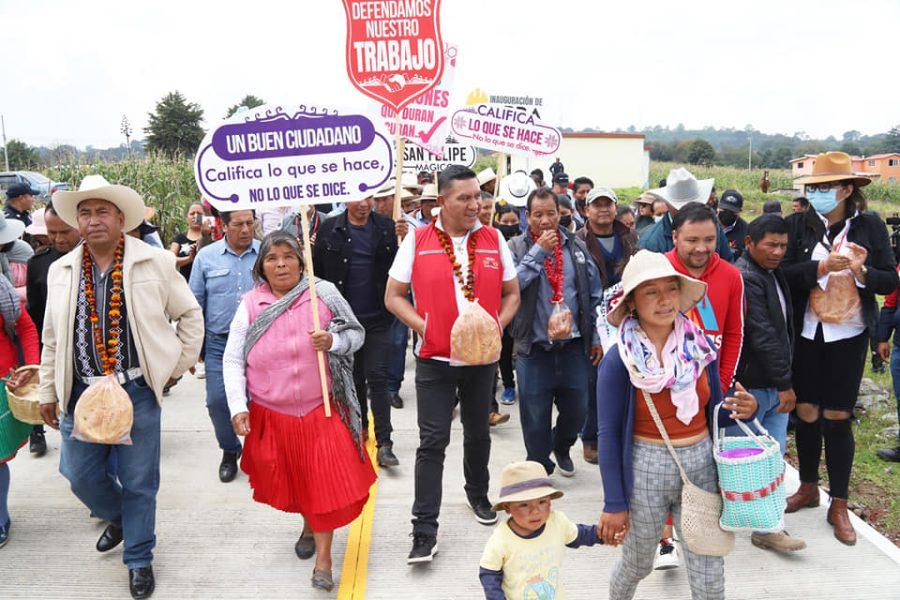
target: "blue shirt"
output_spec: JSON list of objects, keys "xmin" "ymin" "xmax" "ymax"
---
[
  {"xmin": 346, "ymin": 220, "xmax": 380, "ymax": 324},
  {"xmin": 189, "ymin": 238, "xmax": 260, "ymax": 335}
]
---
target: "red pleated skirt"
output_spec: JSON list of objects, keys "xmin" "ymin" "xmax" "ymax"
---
[{"xmin": 241, "ymin": 402, "xmax": 376, "ymax": 531}]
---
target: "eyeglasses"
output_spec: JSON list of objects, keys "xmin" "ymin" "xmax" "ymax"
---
[{"xmin": 805, "ymin": 182, "xmax": 846, "ymax": 193}]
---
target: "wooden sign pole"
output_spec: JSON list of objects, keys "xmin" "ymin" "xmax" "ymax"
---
[
  {"xmin": 300, "ymin": 207, "xmax": 332, "ymax": 417},
  {"xmin": 392, "ymin": 114, "xmax": 406, "ymax": 240}
]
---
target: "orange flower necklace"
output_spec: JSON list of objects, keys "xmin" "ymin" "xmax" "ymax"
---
[
  {"xmin": 434, "ymin": 218, "xmax": 477, "ymax": 302},
  {"xmin": 82, "ymin": 237, "xmax": 125, "ymax": 375}
]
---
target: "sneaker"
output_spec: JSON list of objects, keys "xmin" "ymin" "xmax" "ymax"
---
[
  {"xmin": 499, "ymin": 387, "xmax": 516, "ymax": 405},
  {"xmin": 195, "ymin": 362, "xmax": 206, "ymax": 379},
  {"xmin": 467, "ymin": 496, "xmax": 498, "ymax": 525},
  {"xmin": 582, "ymin": 443, "xmax": 598, "ymax": 465},
  {"xmin": 390, "ymin": 393, "xmax": 404, "ymax": 409},
  {"xmin": 377, "ymin": 444, "xmax": 400, "ymax": 468},
  {"xmin": 877, "ymin": 445, "xmax": 900, "ymax": 463},
  {"xmin": 553, "ymin": 450, "xmax": 575, "ymax": 477},
  {"xmin": 0, "ymin": 519, "xmax": 10, "ymax": 548},
  {"xmin": 653, "ymin": 538, "xmax": 680, "ymax": 570},
  {"xmin": 750, "ymin": 530, "xmax": 806, "ymax": 553},
  {"xmin": 407, "ymin": 533, "xmax": 438, "ymax": 564},
  {"xmin": 488, "ymin": 411, "xmax": 510, "ymax": 427},
  {"xmin": 29, "ymin": 430, "xmax": 47, "ymax": 457}
]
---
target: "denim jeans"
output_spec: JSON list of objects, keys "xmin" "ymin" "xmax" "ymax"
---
[
  {"xmin": 580, "ymin": 366, "xmax": 599, "ymax": 447},
  {"xmin": 516, "ymin": 342, "xmax": 590, "ymax": 474},
  {"xmin": 205, "ymin": 332, "xmax": 242, "ymax": 453},
  {"xmin": 891, "ymin": 350, "xmax": 900, "ymax": 440},
  {"xmin": 386, "ymin": 318, "xmax": 408, "ymax": 395},
  {"xmin": 725, "ymin": 387, "xmax": 788, "ymax": 455},
  {"xmin": 60, "ymin": 377, "xmax": 161, "ymax": 568}
]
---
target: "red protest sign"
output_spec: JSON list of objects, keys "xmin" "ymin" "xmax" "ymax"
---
[{"xmin": 342, "ymin": 0, "xmax": 444, "ymax": 113}]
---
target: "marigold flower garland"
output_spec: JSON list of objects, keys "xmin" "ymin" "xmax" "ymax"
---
[
  {"xmin": 82, "ymin": 237, "xmax": 125, "ymax": 374},
  {"xmin": 530, "ymin": 229, "xmax": 564, "ymax": 302}
]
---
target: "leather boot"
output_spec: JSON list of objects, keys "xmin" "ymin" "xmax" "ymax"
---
[
  {"xmin": 826, "ymin": 498, "xmax": 857, "ymax": 546},
  {"xmin": 785, "ymin": 481, "xmax": 820, "ymax": 513}
]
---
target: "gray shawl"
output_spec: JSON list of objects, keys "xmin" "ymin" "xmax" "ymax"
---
[{"xmin": 244, "ymin": 276, "xmax": 367, "ymax": 458}]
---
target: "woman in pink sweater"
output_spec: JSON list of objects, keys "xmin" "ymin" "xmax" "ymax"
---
[{"xmin": 223, "ymin": 231, "xmax": 374, "ymax": 592}]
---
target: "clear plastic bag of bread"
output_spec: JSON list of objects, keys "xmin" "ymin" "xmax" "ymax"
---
[
  {"xmin": 810, "ymin": 243, "xmax": 864, "ymax": 324},
  {"xmin": 547, "ymin": 300, "xmax": 574, "ymax": 341},
  {"xmin": 450, "ymin": 300, "xmax": 502, "ymax": 366},
  {"xmin": 71, "ymin": 375, "xmax": 134, "ymax": 445}
]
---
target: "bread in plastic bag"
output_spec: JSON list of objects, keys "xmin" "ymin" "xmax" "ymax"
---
[
  {"xmin": 450, "ymin": 301, "xmax": 502, "ymax": 366},
  {"xmin": 547, "ymin": 300, "xmax": 574, "ymax": 341},
  {"xmin": 810, "ymin": 271, "xmax": 860, "ymax": 323},
  {"xmin": 72, "ymin": 375, "xmax": 134, "ymax": 445}
]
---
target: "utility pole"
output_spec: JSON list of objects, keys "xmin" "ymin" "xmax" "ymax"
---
[
  {"xmin": 748, "ymin": 132, "xmax": 752, "ymax": 171},
  {"xmin": 1, "ymin": 114, "xmax": 9, "ymax": 171}
]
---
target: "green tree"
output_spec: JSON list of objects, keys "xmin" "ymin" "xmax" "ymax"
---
[
  {"xmin": 144, "ymin": 91, "xmax": 205, "ymax": 157},
  {"xmin": 840, "ymin": 141, "xmax": 863, "ymax": 156},
  {"xmin": 687, "ymin": 138, "xmax": 716, "ymax": 166},
  {"xmin": 3, "ymin": 139, "xmax": 40, "ymax": 169},
  {"xmin": 226, "ymin": 94, "xmax": 265, "ymax": 118},
  {"xmin": 882, "ymin": 125, "xmax": 900, "ymax": 153}
]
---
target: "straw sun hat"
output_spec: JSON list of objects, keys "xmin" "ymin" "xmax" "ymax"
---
[
  {"xmin": 51, "ymin": 174, "xmax": 147, "ymax": 232},
  {"xmin": 607, "ymin": 250, "xmax": 707, "ymax": 327},
  {"xmin": 491, "ymin": 461, "xmax": 563, "ymax": 512}
]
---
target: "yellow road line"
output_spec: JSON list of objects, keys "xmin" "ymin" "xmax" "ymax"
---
[{"xmin": 337, "ymin": 419, "xmax": 379, "ymax": 599}]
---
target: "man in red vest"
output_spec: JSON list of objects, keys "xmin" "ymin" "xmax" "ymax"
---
[{"xmin": 386, "ymin": 165, "xmax": 521, "ymax": 565}]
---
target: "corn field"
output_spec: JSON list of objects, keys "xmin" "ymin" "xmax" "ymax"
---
[{"xmin": 45, "ymin": 154, "xmax": 198, "ymax": 245}]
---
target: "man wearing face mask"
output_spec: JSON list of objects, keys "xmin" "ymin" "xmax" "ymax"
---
[{"xmin": 718, "ymin": 189, "xmax": 749, "ymax": 260}]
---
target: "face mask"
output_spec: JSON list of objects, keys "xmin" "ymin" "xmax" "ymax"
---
[
  {"xmin": 559, "ymin": 216, "xmax": 573, "ymax": 228},
  {"xmin": 718, "ymin": 210, "xmax": 737, "ymax": 227},
  {"xmin": 497, "ymin": 224, "xmax": 520, "ymax": 240},
  {"xmin": 807, "ymin": 189, "xmax": 838, "ymax": 214}
]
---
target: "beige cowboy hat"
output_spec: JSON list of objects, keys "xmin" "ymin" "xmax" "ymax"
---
[
  {"xmin": 635, "ymin": 191, "xmax": 661, "ymax": 205},
  {"xmin": 794, "ymin": 151, "xmax": 871, "ymax": 187},
  {"xmin": 419, "ymin": 183, "xmax": 438, "ymax": 201},
  {"xmin": 401, "ymin": 172, "xmax": 423, "ymax": 192},
  {"xmin": 372, "ymin": 178, "xmax": 413, "ymax": 200},
  {"xmin": 607, "ymin": 250, "xmax": 707, "ymax": 327},
  {"xmin": 490, "ymin": 461, "xmax": 563, "ymax": 512},
  {"xmin": 0, "ymin": 212, "xmax": 26, "ymax": 245},
  {"xmin": 476, "ymin": 167, "xmax": 497, "ymax": 186},
  {"xmin": 647, "ymin": 168, "xmax": 714, "ymax": 210},
  {"xmin": 52, "ymin": 174, "xmax": 146, "ymax": 232}
]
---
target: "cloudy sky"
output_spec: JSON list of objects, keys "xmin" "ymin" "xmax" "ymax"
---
[{"xmin": 2, "ymin": 0, "xmax": 897, "ymax": 148}]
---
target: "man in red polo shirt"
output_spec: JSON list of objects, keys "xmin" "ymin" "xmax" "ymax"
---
[{"xmin": 386, "ymin": 165, "xmax": 521, "ymax": 565}]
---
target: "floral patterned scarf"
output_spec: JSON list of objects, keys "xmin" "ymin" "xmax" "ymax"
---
[{"xmin": 617, "ymin": 312, "xmax": 717, "ymax": 424}]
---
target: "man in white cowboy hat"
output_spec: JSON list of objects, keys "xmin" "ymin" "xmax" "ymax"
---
[
  {"xmin": 477, "ymin": 167, "xmax": 497, "ymax": 195},
  {"xmin": 498, "ymin": 171, "xmax": 536, "ymax": 235},
  {"xmin": 39, "ymin": 175, "xmax": 203, "ymax": 599},
  {"xmin": 0, "ymin": 211, "xmax": 33, "ymax": 284},
  {"xmin": 409, "ymin": 182, "xmax": 439, "ymax": 228},
  {"xmin": 314, "ymin": 190, "xmax": 402, "ymax": 468},
  {"xmin": 638, "ymin": 167, "xmax": 733, "ymax": 262}
]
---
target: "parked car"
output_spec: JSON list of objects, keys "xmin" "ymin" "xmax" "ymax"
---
[{"xmin": 0, "ymin": 171, "xmax": 70, "ymax": 199}]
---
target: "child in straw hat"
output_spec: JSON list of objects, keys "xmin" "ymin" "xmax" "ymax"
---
[{"xmin": 479, "ymin": 461, "xmax": 606, "ymax": 599}]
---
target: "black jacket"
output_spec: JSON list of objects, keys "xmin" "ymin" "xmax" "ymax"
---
[
  {"xmin": 782, "ymin": 208, "xmax": 898, "ymax": 338},
  {"xmin": 724, "ymin": 217, "xmax": 749, "ymax": 261},
  {"xmin": 507, "ymin": 228, "xmax": 597, "ymax": 356},
  {"xmin": 734, "ymin": 254, "xmax": 794, "ymax": 391},
  {"xmin": 312, "ymin": 210, "xmax": 398, "ymax": 325},
  {"xmin": 26, "ymin": 246, "xmax": 65, "ymax": 342}
]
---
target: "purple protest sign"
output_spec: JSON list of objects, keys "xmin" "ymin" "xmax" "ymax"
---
[
  {"xmin": 450, "ymin": 103, "xmax": 561, "ymax": 158},
  {"xmin": 194, "ymin": 104, "xmax": 393, "ymax": 211}
]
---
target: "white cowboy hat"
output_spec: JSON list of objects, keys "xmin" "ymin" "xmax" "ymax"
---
[
  {"xmin": 0, "ymin": 212, "xmax": 26, "ymax": 245},
  {"xmin": 373, "ymin": 179, "xmax": 413, "ymax": 200},
  {"xmin": 25, "ymin": 207, "xmax": 47, "ymax": 237},
  {"xmin": 52, "ymin": 175, "xmax": 146, "ymax": 232},
  {"xmin": 647, "ymin": 168, "xmax": 714, "ymax": 210},
  {"xmin": 607, "ymin": 250, "xmax": 707, "ymax": 327},
  {"xmin": 490, "ymin": 461, "xmax": 563, "ymax": 512},
  {"xmin": 476, "ymin": 167, "xmax": 496, "ymax": 186},
  {"xmin": 499, "ymin": 171, "xmax": 536, "ymax": 208},
  {"xmin": 401, "ymin": 172, "xmax": 423, "ymax": 192}
]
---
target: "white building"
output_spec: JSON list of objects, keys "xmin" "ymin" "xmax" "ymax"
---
[{"xmin": 509, "ymin": 132, "xmax": 648, "ymax": 189}]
